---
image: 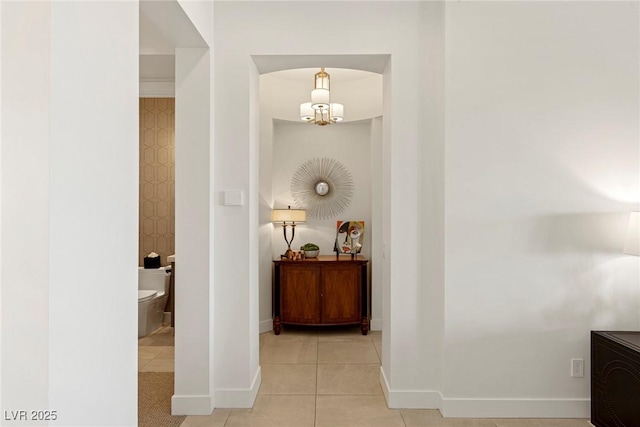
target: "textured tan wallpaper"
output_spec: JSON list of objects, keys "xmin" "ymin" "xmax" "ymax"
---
[{"xmin": 139, "ymin": 98, "xmax": 175, "ymax": 266}]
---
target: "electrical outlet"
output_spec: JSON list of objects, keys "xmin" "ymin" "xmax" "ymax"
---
[{"xmin": 571, "ymin": 358, "xmax": 584, "ymax": 378}]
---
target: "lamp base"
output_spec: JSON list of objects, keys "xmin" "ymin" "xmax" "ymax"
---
[
  {"xmin": 281, "ymin": 249, "xmax": 306, "ymax": 260},
  {"xmin": 280, "ymin": 249, "xmax": 294, "ymax": 259}
]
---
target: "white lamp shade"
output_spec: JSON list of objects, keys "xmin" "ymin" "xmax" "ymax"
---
[
  {"xmin": 311, "ymin": 88, "xmax": 330, "ymax": 110},
  {"xmin": 624, "ymin": 212, "xmax": 640, "ymax": 256},
  {"xmin": 300, "ymin": 102, "xmax": 314, "ymax": 121},
  {"xmin": 331, "ymin": 103, "xmax": 344, "ymax": 122},
  {"xmin": 271, "ymin": 208, "xmax": 306, "ymax": 223}
]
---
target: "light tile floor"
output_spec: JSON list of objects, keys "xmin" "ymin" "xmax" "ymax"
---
[
  {"xmin": 138, "ymin": 325, "xmax": 175, "ymax": 372},
  {"xmin": 178, "ymin": 326, "xmax": 593, "ymax": 427}
]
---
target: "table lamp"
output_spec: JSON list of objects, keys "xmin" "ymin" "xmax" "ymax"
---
[{"xmin": 271, "ymin": 206, "xmax": 306, "ymax": 258}]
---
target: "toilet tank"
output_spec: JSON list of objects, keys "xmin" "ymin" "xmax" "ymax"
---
[{"xmin": 138, "ymin": 266, "xmax": 170, "ymax": 294}]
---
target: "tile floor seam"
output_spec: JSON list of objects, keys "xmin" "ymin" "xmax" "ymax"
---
[
  {"xmin": 318, "ymin": 362, "xmax": 380, "ymax": 365},
  {"xmin": 261, "ymin": 362, "xmax": 318, "ymax": 365},
  {"xmin": 221, "ymin": 409, "xmax": 230, "ymax": 427},
  {"xmin": 399, "ymin": 409, "xmax": 408, "ymax": 427},
  {"xmin": 317, "ymin": 361, "xmax": 380, "ymax": 366},
  {"xmin": 316, "ymin": 394, "xmax": 385, "ymax": 398}
]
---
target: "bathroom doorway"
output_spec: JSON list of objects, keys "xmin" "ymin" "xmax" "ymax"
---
[
  {"xmin": 137, "ymin": 69, "xmax": 178, "ymax": 427},
  {"xmin": 137, "ymin": 95, "xmax": 176, "ymax": 363},
  {"xmin": 138, "ymin": 0, "xmax": 212, "ymax": 421}
]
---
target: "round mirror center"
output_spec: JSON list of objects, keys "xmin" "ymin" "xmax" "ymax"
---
[{"xmin": 315, "ymin": 181, "xmax": 330, "ymax": 196}]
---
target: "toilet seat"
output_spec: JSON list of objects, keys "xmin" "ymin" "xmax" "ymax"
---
[{"xmin": 138, "ymin": 290, "xmax": 157, "ymax": 303}]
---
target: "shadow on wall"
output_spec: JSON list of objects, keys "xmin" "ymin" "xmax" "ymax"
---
[
  {"xmin": 530, "ymin": 212, "xmax": 631, "ymax": 254},
  {"xmin": 445, "ymin": 211, "xmax": 639, "ymax": 347},
  {"xmin": 532, "ymin": 212, "xmax": 640, "ymax": 331}
]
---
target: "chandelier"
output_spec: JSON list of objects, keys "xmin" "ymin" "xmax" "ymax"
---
[{"xmin": 299, "ymin": 68, "xmax": 344, "ymax": 126}]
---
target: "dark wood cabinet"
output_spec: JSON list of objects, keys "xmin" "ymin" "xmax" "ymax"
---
[
  {"xmin": 591, "ymin": 331, "xmax": 640, "ymax": 426},
  {"xmin": 273, "ymin": 255, "xmax": 369, "ymax": 335},
  {"xmin": 281, "ymin": 265, "xmax": 321, "ymax": 324}
]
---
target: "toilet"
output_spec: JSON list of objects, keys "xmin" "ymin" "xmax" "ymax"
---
[{"xmin": 138, "ymin": 266, "xmax": 171, "ymax": 338}]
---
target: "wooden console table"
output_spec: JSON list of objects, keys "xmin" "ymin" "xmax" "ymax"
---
[
  {"xmin": 591, "ymin": 331, "xmax": 640, "ymax": 426},
  {"xmin": 273, "ymin": 255, "xmax": 369, "ymax": 335}
]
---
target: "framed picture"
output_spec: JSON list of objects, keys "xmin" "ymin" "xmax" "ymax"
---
[{"xmin": 335, "ymin": 220, "xmax": 365, "ymax": 254}]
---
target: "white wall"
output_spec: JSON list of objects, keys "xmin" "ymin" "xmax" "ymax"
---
[
  {"xmin": 212, "ymin": 10, "xmax": 261, "ymax": 406},
  {"xmin": 271, "ymin": 121, "xmax": 372, "ymax": 259},
  {"xmin": 173, "ymin": 47, "xmax": 215, "ymax": 415},
  {"xmin": 1, "ymin": 2, "xmax": 139, "ymax": 425},
  {"xmin": 177, "ymin": 0, "xmax": 214, "ymax": 47},
  {"xmin": 1, "ymin": 2, "xmax": 51, "ymax": 420},
  {"xmin": 443, "ymin": 1, "xmax": 640, "ymax": 418},
  {"xmin": 370, "ymin": 117, "xmax": 384, "ymax": 330},
  {"xmin": 258, "ymin": 85, "xmax": 275, "ymax": 335},
  {"xmin": 214, "ymin": 0, "xmax": 445, "ymax": 409}
]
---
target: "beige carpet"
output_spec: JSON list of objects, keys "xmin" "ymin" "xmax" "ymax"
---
[{"xmin": 138, "ymin": 372, "xmax": 185, "ymax": 427}]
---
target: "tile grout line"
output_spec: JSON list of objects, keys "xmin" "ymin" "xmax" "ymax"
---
[
  {"xmin": 221, "ymin": 408, "xmax": 230, "ymax": 427},
  {"xmin": 399, "ymin": 408, "xmax": 408, "ymax": 427}
]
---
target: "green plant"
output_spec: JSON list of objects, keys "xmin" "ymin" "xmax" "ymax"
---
[{"xmin": 300, "ymin": 242, "xmax": 319, "ymax": 251}]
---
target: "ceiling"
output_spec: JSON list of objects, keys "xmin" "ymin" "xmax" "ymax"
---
[
  {"xmin": 267, "ymin": 68, "xmax": 379, "ymax": 83},
  {"xmin": 138, "ymin": 1, "xmax": 384, "ymax": 109},
  {"xmin": 140, "ymin": 54, "xmax": 175, "ymax": 80},
  {"xmin": 138, "ymin": 59, "xmax": 379, "ymax": 84},
  {"xmin": 139, "ymin": 0, "xmax": 206, "ymax": 55}
]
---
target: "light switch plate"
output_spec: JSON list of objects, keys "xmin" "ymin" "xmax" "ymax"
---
[{"xmin": 223, "ymin": 191, "xmax": 243, "ymax": 206}]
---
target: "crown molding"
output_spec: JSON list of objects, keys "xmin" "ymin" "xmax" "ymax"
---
[{"xmin": 140, "ymin": 78, "xmax": 174, "ymax": 98}]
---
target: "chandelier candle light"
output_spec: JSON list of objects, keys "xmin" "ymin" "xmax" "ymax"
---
[{"xmin": 300, "ymin": 68, "xmax": 344, "ymax": 126}]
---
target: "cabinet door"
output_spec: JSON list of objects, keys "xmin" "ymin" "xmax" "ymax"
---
[
  {"xmin": 281, "ymin": 265, "xmax": 321, "ymax": 324},
  {"xmin": 321, "ymin": 266, "xmax": 360, "ymax": 324}
]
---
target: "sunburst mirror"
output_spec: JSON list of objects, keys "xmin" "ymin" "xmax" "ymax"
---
[{"xmin": 291, "ymin": 157, "xmax": 354, "ymax": 220}]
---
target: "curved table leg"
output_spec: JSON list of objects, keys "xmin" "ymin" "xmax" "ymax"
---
[
  {"xmin": 361, "ymin": 317, "xmax": 369, "ymax": 335},
  {"xmin": 273, "ymin": 317, "xmax": 282, "ymax": 335}
]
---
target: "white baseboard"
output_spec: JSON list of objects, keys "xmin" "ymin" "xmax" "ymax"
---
[
  {"xmin": 163, "ymin": 311, "xmax": 171, "ymax": 324},
  {"xmin": 171, "ymin": 394, "xmax": 214, "ymax": 415},
  {"xmin": 370, "ymin": 318, "xmax": 382, "ymax": 331},
  {"xmin": 380, "ymin": 367, "xmax": 442, "ymax": 409},
  {"xmin": 380, "ymin": 366, "xmax": 390, "ymax": 403},
  {"xmin": 214, "ymin": 367, "xmax": 261, "ymax": 408},
  {"xmin": 259, "ymin": 319, "xmax": 273, "ymax": 334},
  {"xmin": 441, "ymin": 397, "xmax": 590, "ymax": 419},
  {"xmin": 380, "ymin": 366, "xmax": 588, "ymax": 419}
]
